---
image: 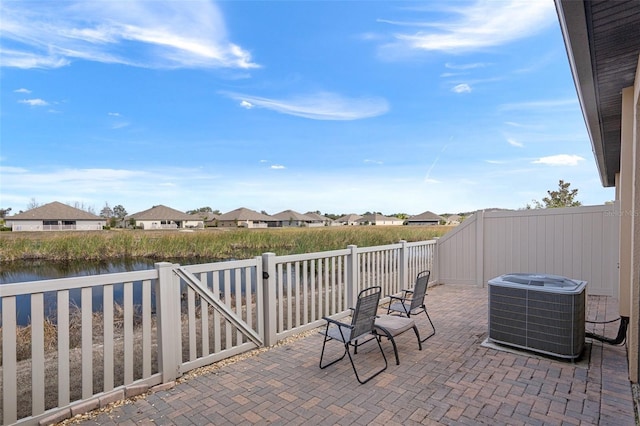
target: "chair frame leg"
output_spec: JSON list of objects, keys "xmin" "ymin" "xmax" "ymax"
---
[
  {"xmin": 319, "ymin": 324, "xmax": 348, "ymax": 369},
  {"xmin": 419, "ymin": 306, "xmax": 436, "ymax": 342},
  {"xmin": 412, "ymin": 325, "xmax": 424, "ymax": 350},
  {"xmin": 345, "ymin": 337, "xmax": 388, "ymax": 384},
  {"xmin": 319, "ymin": 324, "xmax": 388, "ymax": 384}
]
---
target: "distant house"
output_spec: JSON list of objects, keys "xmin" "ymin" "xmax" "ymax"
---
[
  {"xmin": 217, "ymin": 207, "xmax": 276, "ymax": 228},
  {"xmin": 6, "ymin": 201, "xmax": 106, "ymax": 232},
  {"xmin": 406, "ymin": 211, "xmax": 444, "ymax": 226},
  {"xmin": 126, "ymin": 205, "xmax": 203, "ymax": 230},
  {"xmin": 271, "ymin": 210, "xmax": 320, "ymax": 227},
  {"xmin": 445, "ymin": 214, "xmax": 462, "ymax": 225},
  {"xmin": 204, "ymin": 213, "xmax": 221, "ymax": 228},
  {"xmin": 305, "ymin": 212, "xmax": 336, "ymax": 227},
  {"xmin": 356, "ymin": 213, "xmax": 404, "ymax": 226},
  {"xmin": 335, "ymin": 214, "xmax": 363, "ymax": 226}
]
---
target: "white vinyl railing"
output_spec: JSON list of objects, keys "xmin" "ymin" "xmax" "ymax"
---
[{"xmin": 1, "ymin": 239, "xmax": 436, "ymax": 426}]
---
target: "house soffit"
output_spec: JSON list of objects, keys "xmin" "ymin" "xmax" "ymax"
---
[{"xmin": 557, "ymin": 0, "xmax": 640, "ymax": 187}]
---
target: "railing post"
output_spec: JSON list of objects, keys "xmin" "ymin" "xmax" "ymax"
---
[
  {"xmin": 262, "ymin": 253, "xmax": 277, "ymax": 347},
  {"xmin": 346, "ymin": 245, "xmax": 359, "ymax": 308},
  {"xmin": 433, "ymin": 238, "xmax": 440, "ymax": 284},
  {"xmin": 155, "ymin": 262, "xmax": 181, "ymax": 383},
  {"xmin": 399, "ymin": 240, "xmax": 409, "ymax": 288}
]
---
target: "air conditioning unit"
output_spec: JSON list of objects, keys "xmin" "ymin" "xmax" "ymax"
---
[{"xmin": 488, "ymin": 273, "xmax": 587, "ymax": 359}]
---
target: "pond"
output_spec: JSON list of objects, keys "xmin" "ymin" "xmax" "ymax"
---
[
  {"xmin": 0, "ymin": 257, "xmax": 224, "ymax": 284},
  {"xmin": 1, "ymin": 257, "xmax": 226, "ymax": 325}
]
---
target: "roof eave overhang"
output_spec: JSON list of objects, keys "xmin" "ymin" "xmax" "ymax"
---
[{"xmin": 555, "ymin": 0, "xmax": 611, "ymax": 187}]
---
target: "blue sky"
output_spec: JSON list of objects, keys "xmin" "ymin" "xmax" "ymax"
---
[{"xmin": 0, "ymin": 0, "xmax": 615, "ymax": 216}]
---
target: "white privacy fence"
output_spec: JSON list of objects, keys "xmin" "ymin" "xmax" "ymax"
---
[
  {"xmin": 436, "ymin": 204, "xmax": 620, "ymax": 297},
  {"xmin": 1, "ymin": 239, "xmax": 436, "ymax": 426}
]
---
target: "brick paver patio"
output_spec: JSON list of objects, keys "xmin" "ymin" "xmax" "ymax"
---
[{"xmin": 74, "ymin": 284, "xmax": 636, "ymax": 425}]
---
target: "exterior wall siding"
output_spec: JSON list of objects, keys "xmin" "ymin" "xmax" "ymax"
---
[{"xmin": 10, "ymin": 220, "xmax": 105, "ymax": 231}]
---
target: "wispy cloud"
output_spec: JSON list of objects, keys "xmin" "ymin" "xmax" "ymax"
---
[
  {"xmin": 111, "ymin": 122, "xmax": 130, "ymax": 130},
  {"xmin": 108, "ymin": 112, "xmax": 121, "ymax": 117},
  {"xmin": 445, "ymin": 62, "xmax": 490, "ymax": 70},
  {"xmin": 364, "ymin": 159, "xmax": 383, "ymax": 165},
  {"xmin": 424, "ymin": 142, "xmax": 449, "ymax": 182},
  {"xmin": 452, "ymin": 84, "xmax": 471, "ymax": 93},
  {"xmin": 223, "ymin": 91, "xmax": 389, "ymax": 121},
  {"xmin": 507, "ymin": 138, "xmax": 523, "ymax": 148},
  {"xmin": 0, "ymin": 1, "xmax": 259, "ymax": 70},
  {"xmin": 532, "ymin": 154, "xmax": 585, "ymax": 166},
  {"xmin": 14, "ymin": 88, "xmax": 31, "ymax": 93},
  {"xmin": 19, "ymin": 98, "xmax": 49, "ymax": 106},
  {"xmin": 378, "ymin": 0, "xmax": 555, "ymax": 54},
  {"xmin": 499, "ymin": 98, "xmax": 578, "ymax": 112},
  {"xmin": 270, "ymin": 165, "xmax": 286, "ymax": 170}
]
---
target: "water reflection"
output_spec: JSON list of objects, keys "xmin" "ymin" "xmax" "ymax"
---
[
  {"xmin": 1, "ymin": 257, "xmax": 225, "ymax": 325},
  {"xmin": 0, "ymin": 257, "xmax": 222, "ymax": 284}
]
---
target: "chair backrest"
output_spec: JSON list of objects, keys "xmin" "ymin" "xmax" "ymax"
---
[
  {"xmin": 410, "ymin": 270, "xmax": 430, "ymax": 310},
  {"xmin": 350, "ymin": 286, "xmax": 382, "ymax": 340}
]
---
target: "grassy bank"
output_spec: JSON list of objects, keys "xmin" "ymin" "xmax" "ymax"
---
[{"xmin": 0, "ymin": 226, "xmax": 453, "ymax": 263}]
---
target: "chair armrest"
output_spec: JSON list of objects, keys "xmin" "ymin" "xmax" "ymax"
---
[
  {"xmin": 322, "ymin": 316, "xmax": 352, "ymax": 329},
  {"xmin": 387, "ymin": 295, "xmax": 404, "ymax": 302}
]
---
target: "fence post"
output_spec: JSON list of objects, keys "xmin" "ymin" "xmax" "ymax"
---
[
  {"xmin": 399, "ymin": 240, "xmax": 409, "ymax": 287},
  {"xmin": 346, "ymin": 245, "xmax": 359, "ymax": 308},
  {"xmin": 155, "ymin": 262, "xmax": 181, "ymax": 383},
  {"xmin": 476, "ymin": 210, "xmax": 485, "ymax": 287},
  {"xmin": 262, "ymin": 253, "xmax": 277, "ymax": 347}
]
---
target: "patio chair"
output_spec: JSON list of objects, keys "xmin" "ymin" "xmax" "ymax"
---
[
  {"xmin": 319, "ymin": 286, "xmax": 388, "ymax": 384},
  {"xmin": 386, "ymin": 270, "xmax": 435, "ymax": 341}
]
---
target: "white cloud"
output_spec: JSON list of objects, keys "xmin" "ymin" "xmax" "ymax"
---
[
  {"xmin": 0, "ymin": 1, "xmax": 259, "ymax": 70},
  {"xmin": 223, "ymin": 91, "xmax": 389, "ymax": 121},
  {"xmin": 14, "ymin": 88, "xmax": 31, "ymax": 93},
  {"xmin": 270, "ymin": 165, "xmax": 286, "ymax": 170},
  {"xmin": 240, "ymin": 100, "xmax": 254, "ymax": 109},
  {"xmin": 445, "ymin": 62, "xmax": 489, "ymax": 70},
  {"xmin": 532, "ymin": 154, "xmax": 585, "ymax": 166},
  {"xmin": 452, "ymin": 84, "xmax": 471, "ymax": 93},
  {"xmin": 108, "ymin": 112, "xmax": 121, "ymax": 117},
  {"xmin": 507, "ymin": 138, "xmax": 523, "ymax": 148},
  {"xmin": 19, "ymin": 98, "xmax": 48, "ymax": 106},
  {"xmin": 381, "ymin": 0, "xmax": 556, "ymax": 53},
  {"xmin": 364, "ymin": 159, "xmax": 383, "ymax": 165}
]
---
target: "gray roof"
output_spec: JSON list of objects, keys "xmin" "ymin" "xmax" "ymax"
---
[
  {"xmin": 217, "ymin": 207, "xmax": 275, "ymax": 222},
  {"xmin": 127, "ymin": 205, "xmax": 196, "ymax": 221},
  {"xmin": 357, "ymin": 213, "xmax": 402, "ymax": 223},
  {"xmin": 8, "ymin": 201, "xmax": 102, "ymax": 220},
  {"xmin": 335, "ymin": 214, "xmax": 362, "ymax": 223},
  {"xmin": 556, "ymin": 0, "xmax": 640, "ymax": 187},
  {"xmin": 407, "ymin": 211, "xmax": 444, "ymax": 222},
  {"xmin": 305, "ymin": 212, "xmax": 333, "ymax": 222},
  {"xmin": 190, "ymin": 212, "xmax": 218, "ymax": 221},
  {"xmin": 271, "ymin": 210, "xmax": 315, "ymax": 221}
]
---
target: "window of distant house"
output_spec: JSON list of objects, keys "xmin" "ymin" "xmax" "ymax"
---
[
  {"xmin": 43, "ymin": 220, "xmax": 58, "ymax": 226},
  {"xmin": 62, "ymin": 221, "xmax": 76, "ymax": 226}
]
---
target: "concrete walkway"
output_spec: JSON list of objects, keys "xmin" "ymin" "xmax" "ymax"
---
[{"xmin": 73, "ymin": 284, "xmax": 636, "ymax": 425}]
